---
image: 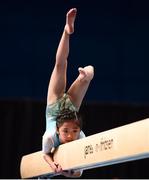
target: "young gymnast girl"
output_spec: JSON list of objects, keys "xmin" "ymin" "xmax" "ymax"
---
[{"xmin": 42, "ymin": 8, "xmax": 94, "ymax": 177}]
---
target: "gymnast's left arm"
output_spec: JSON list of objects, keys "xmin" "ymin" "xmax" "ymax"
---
[
  {"xmin": 60, "ymin": 131, "xmax": 85, "ymax": 177},
  {"xmin": 61, "ymin": 169, "xmax": 83, "ymax": 178},
  {"xmin": 61, "ymin": 131, "xmax": 85, "ymax": 177}
]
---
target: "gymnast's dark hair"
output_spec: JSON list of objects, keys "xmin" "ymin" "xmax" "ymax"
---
[{"xmin": 56, "ymin": 108, "xmax": 82, "ymax": 129}]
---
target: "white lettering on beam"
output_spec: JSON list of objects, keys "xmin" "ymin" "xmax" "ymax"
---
[{"xmin": 84, "ymin": 137, "xmax": 114, "ymax": 159}]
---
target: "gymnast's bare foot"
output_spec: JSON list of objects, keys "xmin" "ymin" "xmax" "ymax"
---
[
  {"xmin": 65, "ymin": 8, "xmax": 77, "ymax": 34},
  {"xmin": 78, "ymin": 66, "xmax": 94, "ymax": 81}
]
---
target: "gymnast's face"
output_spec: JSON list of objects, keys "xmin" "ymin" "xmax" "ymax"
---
[{"xmin": 57, "ymin": 120, "xmax": 81, "ymax": 144}]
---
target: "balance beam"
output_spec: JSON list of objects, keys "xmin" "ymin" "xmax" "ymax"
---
[{"xmin": 20, "ymin": 118, "xmax": 149, "ymax": 178}]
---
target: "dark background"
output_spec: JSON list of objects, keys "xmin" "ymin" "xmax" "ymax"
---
[{"xmin": 1, "ymin": 0, "xmax": 149, "ymax": 178}]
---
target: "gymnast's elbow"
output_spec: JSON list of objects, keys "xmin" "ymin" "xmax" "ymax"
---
[{"xmin": 72, "ymin": 170, "xmax": 83, "ymax": 178}]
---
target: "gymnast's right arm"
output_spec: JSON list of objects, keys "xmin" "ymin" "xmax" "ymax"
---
[
  {"xmin": 43, "ymin": 153, "xmax": 62, "ymax": 173},
  {"xmin": 42, "ymin": 135, "xmax": 63, "ymax": 173}
]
